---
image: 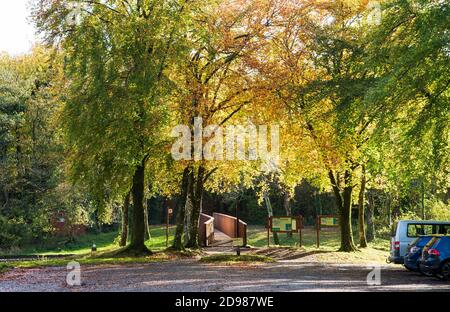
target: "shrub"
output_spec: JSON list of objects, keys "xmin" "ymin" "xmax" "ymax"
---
[{"xmin": 426, "ymin": 198, "xmax": 450, "ymax": 221}]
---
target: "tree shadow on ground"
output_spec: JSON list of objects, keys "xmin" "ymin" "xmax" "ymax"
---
[{"xmin": 251, "ymin": 248, "xmax": 333, "ymax": 260}]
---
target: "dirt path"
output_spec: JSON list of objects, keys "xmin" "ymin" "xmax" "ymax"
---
[{"xmin": 0, "ymin": 260, "xmax": 449, "ymax": 292}]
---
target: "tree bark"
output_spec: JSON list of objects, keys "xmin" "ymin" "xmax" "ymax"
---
[
  {"xmin": 172, "ymin": 167, "xmax": 190, "ymax": 250},
  {"xmin": 358, "ymin": 166, "xmax": 368, "ymax": 248},
  {"xmin": 185, "ymin": 166, "xmax": 205, "ymax": 249},
  {"xmin": 329, "ymin": 170, "xmax": 357, "ymax": 252},
  {"xmin": 341, "ymin": 184, "xmax": 357, "ymax": 251},
  {"xmin": 127, "ymin": 159, "xmax": 151, "ymax": 254},
  {"xmin": 120, "ymin": 192, "xmax": 131, "ymax": 247},
  {"xmin": 183, "ymin": 168, "xmax": 194, "ymax": 246}
]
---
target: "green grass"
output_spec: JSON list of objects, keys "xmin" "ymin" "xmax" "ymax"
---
[
  {"xmin": 0, "ymin": 263, "xmax": 13, "ymax": 274},
  {"xmin": 145, "ymin": 225, "xmax": 177, "ymax": 249},
  {"xmin": 0, "ymin": 248, "xmax": 201, "ymax": 272},
  {"xmin": 11, "ymin": 231, "xmax": 119, "ymax": 256},
  {"xmin": 1, "ymin": 225, "xmax": 177, "ymax": 256},
  {"xmin": 200, "ymin": 254, "xmax": 274, "ymax": 264},
  {"xmin": 12, "ymin": 254, "xmax": 171, "ymax": 269},
  {"xmin": 0, "ymin": 226, "xmax": 188, "ymax": 273}
]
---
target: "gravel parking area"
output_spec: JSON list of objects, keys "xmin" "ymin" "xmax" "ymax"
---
[{"xmin": 0, "ymin": 260, "xmax": 449, "ymax": 292}]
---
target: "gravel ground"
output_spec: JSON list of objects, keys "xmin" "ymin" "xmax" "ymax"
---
[{"xmin": 0, "ymin": 260, "xmax": 449, "ymax": 292}]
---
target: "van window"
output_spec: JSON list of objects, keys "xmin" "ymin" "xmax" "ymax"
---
[
  {"xmin": 442, "ymin": 225, "xmax": 450, "ymax": 235},
  {"xmin": 407, "ymin": 224, "xmax": 450, "ymax": 237}
]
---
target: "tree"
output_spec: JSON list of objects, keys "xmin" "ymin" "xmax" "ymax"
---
[
  {"xmin": 33, "ymin": 0, "xmax": 195, "ymax": 254},
  {"xmin": 251, "ymin": 0, "xmax": 368, "ymax": 251},
  {"xmin": 119, "ymin": 192, "xmax": 131, "ymax": 247},
  {"xmin": 361, "ymin": 0, "xmax": 449, "ymax": 204},
  {"xmin": 169, "ymin": 0, "xmax": 264, "ymax": 249},
  {"xmin": 0, "ymin": 47, "xmax": 70, "ymax": 248},
  {"xmin": 358, "ymin": 165, "xmax": 368, "ymax": 247}
]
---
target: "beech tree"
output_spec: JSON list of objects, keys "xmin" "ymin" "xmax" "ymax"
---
[
  {"xmin": 251, "ymin": 0, "xmax": 383, "ymax": 251},
  {"xmin": 33, "ymin": 0, "xmax": 196, "ymax": 254},
  {"xmin": 169, "ymin": 0, "xmax": 266, "ymax": 250}
]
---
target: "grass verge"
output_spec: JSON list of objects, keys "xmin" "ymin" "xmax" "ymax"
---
[
  {"xmin": 0, "ymin": 263, "xmax": 13, "ymax": 275},
  {"xmin": 1, "ymin": 248, "xmax": 200, "ymax": 272},
  {"xmin": 0, "ymin": 226, "xmax": 178, "ymax": 256}
]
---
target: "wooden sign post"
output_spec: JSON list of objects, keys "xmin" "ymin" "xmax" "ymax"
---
[
  {"xmin": 268, "ymin": 216, "xmax": 304, "ymax": 247},
  {"xmin": 299, "ymin": 217, "xmax": 303, "ymax": 248},
  {"xmin": 316, "ymin": 215, "xmax": 340, "ymax": 248},
  {"xmin": 166, "ymin": 208, "xmax": 173, "ymax": 247}
]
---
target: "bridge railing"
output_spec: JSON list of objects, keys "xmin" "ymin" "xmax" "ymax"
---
[
  {"xmin": 213, "ymin": 213, "xmax": 247, "ymax": 247},
  {"xmin": 199, "ymin": 213, "xmax": 215, "ymax": 247}
]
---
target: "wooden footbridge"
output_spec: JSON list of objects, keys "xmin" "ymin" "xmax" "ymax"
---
[{"xmin": 199, "ymin": 213, "xmax": 247, "ymax": 247}]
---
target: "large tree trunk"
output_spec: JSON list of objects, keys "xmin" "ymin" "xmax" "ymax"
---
[
  {"xmin": 329, "ymin": 170, "xmax": 357, "ymax": 252},
  {"xmin": 185, "ymin": 166, "xmax": 205, "ymax": 249},
  {"xmin": 183, "ymin": 168, "xmax": 194, "ymax": 246},
  {"xmin": 183, "ymin": 195, "xmax": 193, "ymax": 246},
  {"xmin": 120, "ymin": 192, "xmax": 131, "ymax": 247},
  {"xmin": 127, "ymin": 159, "xmax": 151, "ymax": 255},
  {"xmin": 358, "ymin": 166, "xmax": 368, "ymax": 248},
  {"xmin": 173, "ymin": 167, "xmax": 190, "ymax": 250},
  {"xmin": 340, "ymin": 185, "xmax": 357, "ymax": 251}
]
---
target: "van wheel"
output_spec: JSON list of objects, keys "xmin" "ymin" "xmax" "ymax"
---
[{"xmin": 437, "ymin": 260, "xmax": 450, "ymax": 281}]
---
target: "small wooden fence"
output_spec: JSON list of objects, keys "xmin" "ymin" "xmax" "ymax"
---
[
  {"xmin": 213, "ymin": 213, "xmax": 247, "ymax": 247},
  {"xmin": 198, "ymin": 212, "xmax": 248, "ymax": 247},
  {"xmin": 199, "ymin": 213, "xmax": 215, "ymax": 247}
]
